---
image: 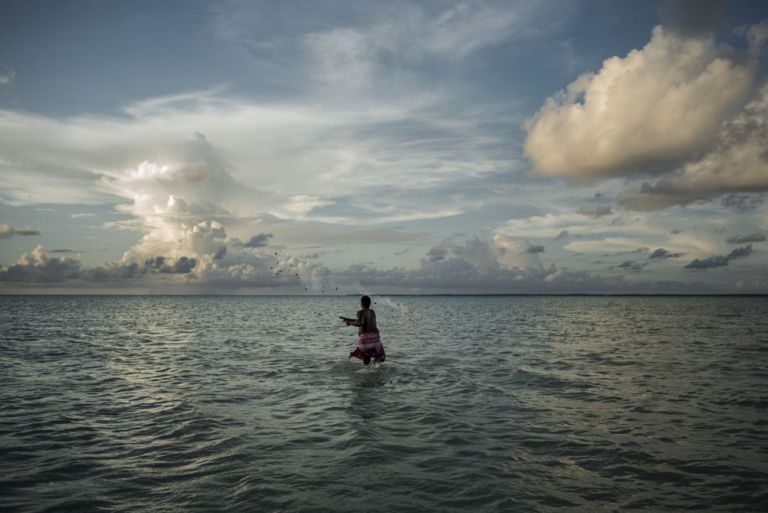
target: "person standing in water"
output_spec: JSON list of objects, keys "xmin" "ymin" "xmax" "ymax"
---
[{"xmin": 342, "ymin": 295, "xmax": 386, "ymax": 365}]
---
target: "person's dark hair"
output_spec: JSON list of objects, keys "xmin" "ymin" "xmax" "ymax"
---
[{"xmin": 361, "ymin": 295, "xmax": 371, "ymax": 308}]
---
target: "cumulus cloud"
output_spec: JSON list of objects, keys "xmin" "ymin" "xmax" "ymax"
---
[
  {"xmin": 398, "ymin": 233, "xmax": 547, "ymax": 280},
  {"xmin": 524, "ymin": 25, "xmax": 758, "ymax": 180},
  {"xmin": 0, "ymin": 224, "xmax": 40, "ymax": 238},
  {"xmin": 621, "ymin": 82, "xmax": 768, "ymax": 208},
  {"xmin": 735, "ymin": 278, "xmax": 768, "ymax": 293},
  {"xmin": 726, "ymin": 232, "xmax": 765, "ymax": 244},
  {"xmin": 57, "ymin": 136, "xmax": 336, "ymax": 291},
  {"xmin": 684, "ymin": 244, "xmax": 753, "ymax": 269},
  {"xmin": 331, "ymin": 234, "xmax": 716, "ymax": 293},
  {"xmin": 494, "ymin": 233, "xmax": 545, "ymax": 271},
  {"xmin": 0, "ymin": 246, "xmax": 81, "ymax": 283},
  {"xmin": 335, "ymin": 235, "xmax": 556, "ymax": 292},
  {"xmin": 0, "ymin": 229, "xmax": 743, "ymax": 293}
]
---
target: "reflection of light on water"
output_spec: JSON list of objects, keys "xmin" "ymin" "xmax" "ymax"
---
[{"xmin": 97, "ymin": 301, "xmax": 195, "ymax": 452}]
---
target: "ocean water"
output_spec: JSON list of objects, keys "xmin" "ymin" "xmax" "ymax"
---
[{"xmin": 1, "ymin": 295, "xmax": 767, "ymax": 513}]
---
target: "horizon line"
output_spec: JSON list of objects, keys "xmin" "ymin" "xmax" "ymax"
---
[{"xmin": 0, "ymin": 293, "xmax": 766, "ymax": 298}]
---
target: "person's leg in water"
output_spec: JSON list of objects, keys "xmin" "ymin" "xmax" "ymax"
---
[{"xmin": 363, "ymin": 355, "xmax": 371, "ymax": 366}]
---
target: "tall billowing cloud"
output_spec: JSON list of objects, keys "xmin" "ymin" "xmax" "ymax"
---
[
  {"xmin": 84, "ymin": 134, "xmax": 329, "ymax": 290},
  {"xmin": 524, "ymin": 24, "xmax": 760, "ymax": 180}
]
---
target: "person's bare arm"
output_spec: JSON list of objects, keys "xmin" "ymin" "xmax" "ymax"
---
[{"xmin": 341, "ymin": 311, "xmax": 363, "ymax": 326}]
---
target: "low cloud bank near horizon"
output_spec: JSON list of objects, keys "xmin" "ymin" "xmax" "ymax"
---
[{"xmin": 2, "ymin": 233, "xmax": 762, "ymax": 294}]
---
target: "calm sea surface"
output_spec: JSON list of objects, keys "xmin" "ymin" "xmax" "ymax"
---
[{"xmin": 1, "ymin": 295, "xmax": 767, "ymax": 512}]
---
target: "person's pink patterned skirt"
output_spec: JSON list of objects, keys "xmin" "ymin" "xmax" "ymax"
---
[{"xmin": 349, "ymin": 331, "xmax": 386, "ymax": 364}]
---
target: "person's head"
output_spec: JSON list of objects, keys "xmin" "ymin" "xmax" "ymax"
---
[{"xmin": 361, "ymin": 295, "xmax": 371, "ymax": 308}]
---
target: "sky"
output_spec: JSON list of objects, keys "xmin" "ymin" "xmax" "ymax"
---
[{"xmin": 1, "ymin": 0, "xmax": 767, "ymax": 294}]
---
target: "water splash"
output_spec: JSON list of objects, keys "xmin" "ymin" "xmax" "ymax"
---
[{"xmin": 268, "ymin": 251, "xmax": 413, "ymax": 322}]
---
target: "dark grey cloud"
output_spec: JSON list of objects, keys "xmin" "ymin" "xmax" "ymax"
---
[
  {"xmin": 213, "ymin": 245, "xmax": 227, "ymax": 260},
  {"xmin": 169, "ymin": 256, "xmax": 197, "ymax": 274},
  {"xmin": 243, "ymin": 232, "xmax": 273, "ymax": 248},
  {"xmin": 577, "ymin": 206, "xmax": 613, "ymax": 218},
  {"xmin": 721, "ymin": 193, "xmax": 764, "ymax": 211},
  {"xmin": 143, "ymin": 255, "xmax": 198, "ymax": 274},
  {"xmin": 527, "ymin": 244, "xmax": 545, "ymax": 254},
  {"xmin": 648, "ymin": 248, "xmax": 683, "ymax": 260},
  {"xmin": 426, "ymin": 246, "xmax": 448, "ymax": 262},
  {"xmin": 684, "ymin": 244, "xmax": 753, "ymax": 269},
  {"xmin": 0, "ymin": 224, "xmax": 40, "ymax": 238},
  {"xmin": 14, "ymin": 228, "xmax": 40, "ymax": 236},
  {"xmin": 658, "ymin": 0, "xmax": 725, "ymax": 36},
  {"xmin": 86, "ymin": 255, "xmax": 201, "ymax": 282},
  {"xmin": 729, "ymin": 245, "xmax": 754, "ymax": 259},
  {"xmin": 616, "ymin": 260, "xmax": 647, "ymax": 271},
  {"xmin": 144, "ymin": 256, "xmax": 166, "ymax": 269},
  {"xmin": 726, "ymin": 233, "xmax": 765, "ymax": 244},
  {"xmin": 555, "ymin": 230, "xmax": 570, "ymax": 241},
  {"xmin": 685, "ymin": 255, "xmax": 729, "ymax": 269}
]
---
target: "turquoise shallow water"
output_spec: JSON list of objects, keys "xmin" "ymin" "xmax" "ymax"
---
[{"xmin": 1, "ymin": 295, "xmax": 767, "ymax": 512}]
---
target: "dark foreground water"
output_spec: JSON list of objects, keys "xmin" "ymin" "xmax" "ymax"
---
[{"xmin": 1, "ymin": 295, "xmax": 767, "ymax": 513}]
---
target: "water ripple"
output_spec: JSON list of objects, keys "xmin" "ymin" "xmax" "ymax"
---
[{"xmin": 1, "ymin": 295, "xmax": 767, "ymax": 512}]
